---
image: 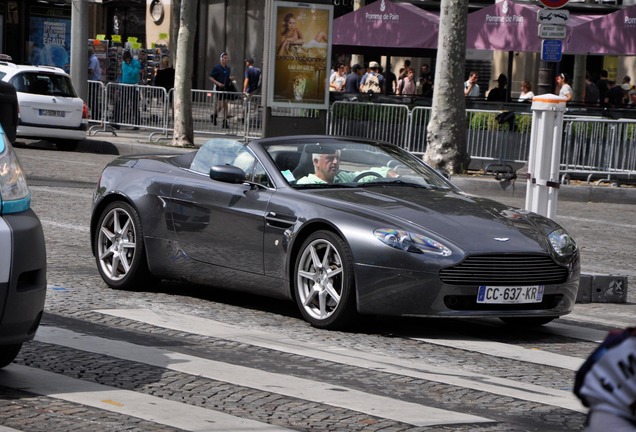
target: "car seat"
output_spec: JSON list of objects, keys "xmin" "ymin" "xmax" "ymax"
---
[{"xmin": 291, "ymin": 147, "xmax": 315, "ymax": 180}]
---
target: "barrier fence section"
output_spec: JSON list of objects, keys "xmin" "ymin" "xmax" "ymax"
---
[
  {"xmin": 465, "ymin": 109, "xmax": 533, "ymax": 170},
  {"xmin": 561, "ymin": 117, "xmax": 636, "ymax": 182},
  {"xmin": 184, "ymin": 89, "xmax": 265, "ymax": 139},
  {"xmin": 87, "ymin": 83, "xmax": 264, "ymax": 140},
  {"xmin": 87, "ymin": 80, "xmax": 105, "ymax": 125},
  {"xmin": 329, "ymin": 102, "xmax": 533, "ymax": 165},
  {"xmin": 328, "ymin": 101, "xmax": 410, "ymax": 146}
]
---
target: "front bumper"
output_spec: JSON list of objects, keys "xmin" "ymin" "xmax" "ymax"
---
[
  {"xmin": 354, "ymin": 260, "xmax": 580, "ymax": 318},
  {"xmin": 17, "ymin": 123, "xmax": 87, "ymax": 141},
  {"xmin": 0, "ymin": 209, "xmax": 47, "ymax": 346}
]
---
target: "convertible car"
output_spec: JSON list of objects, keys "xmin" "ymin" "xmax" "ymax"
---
[{"xmin": 90, "ymin": 135, "xmax": 580, "ymax": 329}]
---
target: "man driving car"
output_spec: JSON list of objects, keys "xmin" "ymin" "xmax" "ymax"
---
[{"xmin": 296, "ymin": 148, "xmax": 398, "ymax": 184}]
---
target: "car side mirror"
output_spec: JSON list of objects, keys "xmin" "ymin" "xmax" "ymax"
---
[{"xmin": 209, "ymin": 165, "xmax": 246, "ymax": 184}]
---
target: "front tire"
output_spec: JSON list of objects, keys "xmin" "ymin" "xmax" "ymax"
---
[
  {"xmin": 0, "ymin": 344, "xmax": 22, "ymax": 369},
  {"xmin": 94, "ymin": 201, "xmax": 155, "ymax": 290},
  {"xmin": 294, "ymin": 230, "xmax": 356, "ymax": 330}
]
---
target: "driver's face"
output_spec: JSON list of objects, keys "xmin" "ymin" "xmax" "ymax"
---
[{"xmin": 314, "ymin": 152, "xmax": 340, "ymax": 182}]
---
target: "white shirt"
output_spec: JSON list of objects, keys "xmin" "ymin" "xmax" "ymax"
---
[
  {"xmin": 518, "ymin": 91, "xmax": 535, "ymax": 102},
  {"xmin": 559, "ymin": 83, "xmax": 573, "ymax": 100},
  {"xmin": 464, "ymin": 80, "xmax": 480, "ymax": 97}
]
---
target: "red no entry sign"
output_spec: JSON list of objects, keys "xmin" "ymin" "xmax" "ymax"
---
[{"xmin": 538, "ymin": 0, "xmax": 569, "ymax": 9}]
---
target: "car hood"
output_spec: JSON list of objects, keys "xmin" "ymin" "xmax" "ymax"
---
[{"xmin": 305, "ymin": 186, "xmax": 558, "ymax": 254}]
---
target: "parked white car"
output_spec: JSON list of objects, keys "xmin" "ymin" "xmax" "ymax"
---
[{"xmin": 0, "ymin": 62, "xmax": 87, "ymax": 151}]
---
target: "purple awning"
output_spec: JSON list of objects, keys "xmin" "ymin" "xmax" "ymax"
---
[
  {"xmin": 467, "ymin": 1, "xmax": 547, "ymax": 52},
  {"xmin": 466, "ymin": 0, "xmax": 602, "ymax": 53},
  {"xmin": 333, "ymin": 0, "xmax": 439, "ymax": 49},
  {"xmin": 568, "ymin": 4, "xmax": 636, "ymax": 55}
]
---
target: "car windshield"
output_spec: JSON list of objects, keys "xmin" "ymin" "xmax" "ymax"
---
[
  {"xmin": 9, "ymin": 72, "xmax": 77, "ymax": 97},
  {"xmin": 261, "ymin": 138, "xmax": 455, "ymax": 190}
]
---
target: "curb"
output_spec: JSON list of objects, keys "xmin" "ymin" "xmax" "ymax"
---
[{"xmin": 451, "ymin": 175, "xmax": 636, "ymax": 205}]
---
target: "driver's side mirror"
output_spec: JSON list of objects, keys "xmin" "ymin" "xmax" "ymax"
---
[{"xmin": 209, "ymin": 165, "xmax": 246, "ymax": 184}]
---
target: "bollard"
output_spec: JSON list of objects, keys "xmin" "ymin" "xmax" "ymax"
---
[{"xmin": 525, "ymin": 94, "xmax": 567, "ymax": 220}]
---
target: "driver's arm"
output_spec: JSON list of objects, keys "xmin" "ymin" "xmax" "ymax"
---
[{"xmin": 337, "ymin": 167, "xmax": 398, "ymax": 183}]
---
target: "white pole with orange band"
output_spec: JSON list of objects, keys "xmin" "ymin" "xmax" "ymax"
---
[{"xmin": 525, "ymin": 94, "xmax": 567, "ymax": 220}]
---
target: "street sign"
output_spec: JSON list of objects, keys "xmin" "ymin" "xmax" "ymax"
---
[
  {"xmin": 537, "ymin": 9, "xmax": 569, "ymax": 25},
  {"xmin": 541, "ymin": 39, "xmax": 563, "ymax": 62},
  {"xmin": 538, "ymin": 24, "xmax": 567, "ymax": 39},
  {"xmin": 538, "ymin": 0, "xmax": 570, "ymax": 9}
]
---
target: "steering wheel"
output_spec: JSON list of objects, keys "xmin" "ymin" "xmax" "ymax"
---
[{"xmin": 352, "ymin": 171, "xmax": 383, "ymax": 182}]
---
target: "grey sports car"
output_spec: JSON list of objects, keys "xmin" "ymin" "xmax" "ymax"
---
[{"xmin": 90, "ymin": 135, "xmax": 580, "ymax": 330}]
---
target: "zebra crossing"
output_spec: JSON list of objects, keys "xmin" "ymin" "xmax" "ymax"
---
[{"xmin": 0, "ymin": 307, "xmax": 607, "ymax": 431}]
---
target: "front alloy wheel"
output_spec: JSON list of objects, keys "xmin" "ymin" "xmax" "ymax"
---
[
  {"xmin": 294, "ymin": 231, "xmax": 356, "ymax": 330},
  {"xmin": 95, "ymin": 201, "xmax": 153, "ymax": 290}
]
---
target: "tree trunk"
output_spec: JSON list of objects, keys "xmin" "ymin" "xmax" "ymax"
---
[
  {"xmin": 424, "ymin": 0, "xmax": 471, "ymax": 174},
  {"xmin": 171, "ymin": 0, "xmax": 197, "ymax": 147}
]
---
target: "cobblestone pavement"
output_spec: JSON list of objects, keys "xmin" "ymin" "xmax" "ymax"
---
[{"xmin": 0, "ymin": 140, "xmax": 633, "ymax": 431}]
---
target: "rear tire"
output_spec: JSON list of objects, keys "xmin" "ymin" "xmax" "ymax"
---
[
  {"xmin": 94, "ymin": 201, "xmax": 157, "ymax": 290},
  {"xmin": 0, "ymin": 344, "xmax": 22, "ymax": 369}
]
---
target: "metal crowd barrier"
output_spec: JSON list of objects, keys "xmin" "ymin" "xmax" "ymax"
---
[
  {"xmin": 561, "ymin": 117, "xmax": 636, "ymax": 183},
  {"xmin": 87, "ymin": 80, "xmax": 105, "ymax": 124},
  {"xmin": 465, "ymin": 109, "xmax": 532, "ymax": 171},
  {"xmin": 327, "ymin": 101, "xmax": 636, "ymax": 182},
  {"xmin": 86, "ymin": 83, "xmax": 264, "ymax": 141},
  {"xmin": 328, "ymin": 101, "xmax": 410, "ymax": 145}
]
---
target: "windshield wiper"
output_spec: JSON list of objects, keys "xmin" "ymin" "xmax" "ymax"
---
[{"xmin": 353, "ymin": 179, "xmax": 435, "ymax": 189}]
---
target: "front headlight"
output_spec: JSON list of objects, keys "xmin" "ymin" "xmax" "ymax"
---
[
  {"xmin": 548, "ymin": 229, "xmax": 577, "ymax": 257},
  {"xmin": 374, "ymin": 228, "xmax": 452, "ymax": 256},
  {"xmin": 0, "ymin": 137, "xmax": 30, "ymax": 214}
]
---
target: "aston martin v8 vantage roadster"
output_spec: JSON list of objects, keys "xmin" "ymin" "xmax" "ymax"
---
[{"xmin": 90, "ymin": 135, "xmax": 580, "ymax": 329}]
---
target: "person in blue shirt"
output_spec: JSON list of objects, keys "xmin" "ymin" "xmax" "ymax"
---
[
  {"xmin": 243, "ymin": 57, "xmax": 261, "ymax": 96},
  {"xmin": 116, "ymin": 50, "xmax": 141, "ymax": 126},
  {"xmin": 208, "ymin": 52, "xmax": 234, "ymax": 128},
  {"xmin": 88, "ymin": 47, "xmax": 101, "ymax": 81}
]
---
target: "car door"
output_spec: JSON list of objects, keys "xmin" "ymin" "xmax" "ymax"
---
[{"xmin": 170, "ymin": 151, "xmax": 273, "ymax": 274}]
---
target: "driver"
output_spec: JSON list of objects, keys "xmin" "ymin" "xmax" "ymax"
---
[{"xmin": 296, "ymin": 149, "xmax": 398, "ymax": 184}]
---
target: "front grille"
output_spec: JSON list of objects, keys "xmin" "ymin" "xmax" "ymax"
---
[{"xmin": 439, "ymin": 254, "xmax": 569, "ymax": 286}]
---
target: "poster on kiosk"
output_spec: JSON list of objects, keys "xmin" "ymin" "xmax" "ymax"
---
[{"xmin": 268, "ymin": 2, "xmax": 333, "ymax": 110}]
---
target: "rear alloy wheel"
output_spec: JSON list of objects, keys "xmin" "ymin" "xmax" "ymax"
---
[
  {"xmin": 95, "ymin": 201, "xmax": 155, "ymax": 290},
  {"xmin": 0, "ymin": 344, "xmax": 22, "ymax": 369},
  {"xmin": 294, "ymin": 231, "xmax": 356, "ymax": 330}
]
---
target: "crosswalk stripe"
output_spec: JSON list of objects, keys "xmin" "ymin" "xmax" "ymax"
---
[
  {"xmin": 36, "ymin": 325, "xmax": 492, "ymax": 427},
  {"xmin": 0, "ymin": 364, "xmax": 291, "ymax": 431},
  {"xmin": 94, "ymin": 308, "xmax": 586, "ymax": 413},
  {"xmin": 564, "ymin": 311, "xmax": 636, "ymax": 329},
  {"xmin": 410, "ymin": 336, "xmax": 584, "ymax": 371}
]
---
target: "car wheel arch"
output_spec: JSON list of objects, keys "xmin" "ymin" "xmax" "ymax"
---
[
  {"xmin": 286, "ymin": 220, "xmax": 355, "ymax": 301},
  {"xmin": 91, "ymin": 193, "xmax": 139, "ymax": 255}
]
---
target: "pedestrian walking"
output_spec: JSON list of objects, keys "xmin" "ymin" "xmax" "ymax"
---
[{"xmin": 208, "ymin": 52, "xmax": 234, "ymax": 128}]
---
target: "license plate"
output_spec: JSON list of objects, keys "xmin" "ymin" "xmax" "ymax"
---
[
  {"xmin": 39, "ymin": 109, "xmax": 65, "ymax": 117},
  {"xmin": 477, "ymin": 285, "xmax": 544, "ymax": 304}
]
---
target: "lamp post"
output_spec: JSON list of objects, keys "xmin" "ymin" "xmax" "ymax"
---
[{"xmin": 70, "ymin": 0, "xmax": 89, "ymax": 101}]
